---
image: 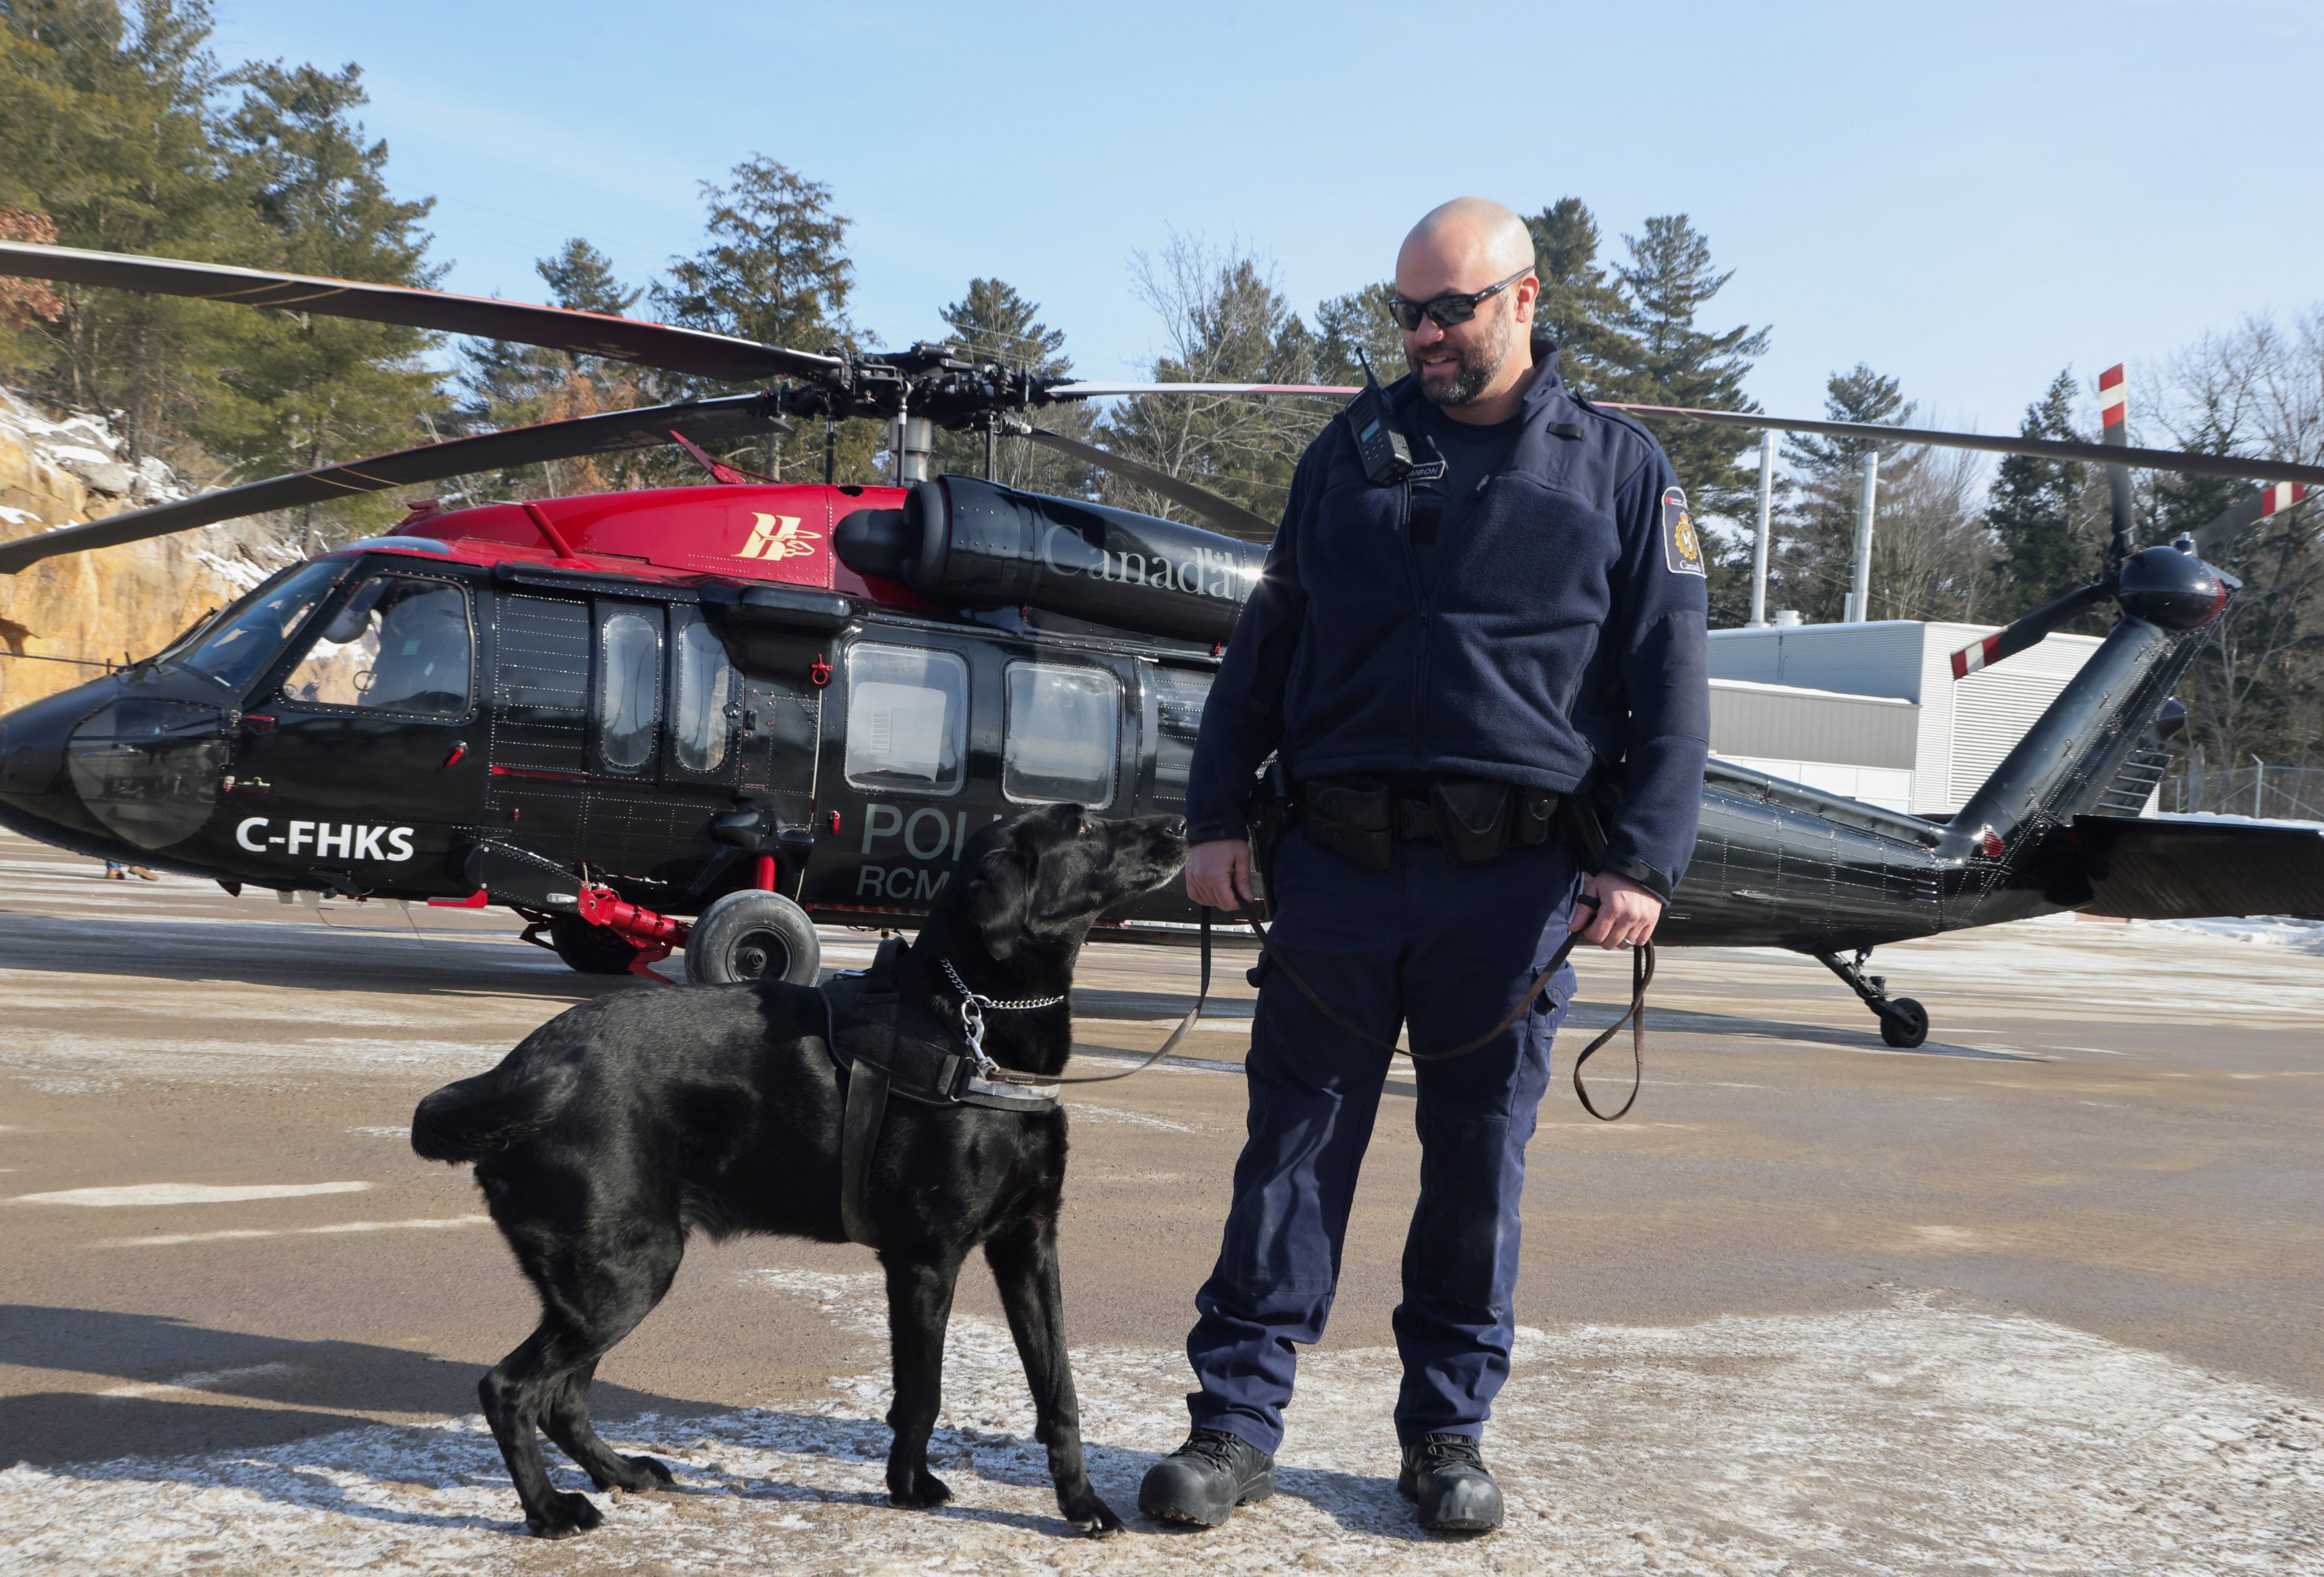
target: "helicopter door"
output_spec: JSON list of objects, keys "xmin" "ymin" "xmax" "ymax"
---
[
  {"xmin": 246, "ymin": 570, "xmax": 486, "ymax": 892},
  {"xmin": 724, "ymin": 622, "xmax": 825, "ymax": 860},
  {"xmin": 484, "ymin": 593, "xmax": 592, "ymax": 872}
]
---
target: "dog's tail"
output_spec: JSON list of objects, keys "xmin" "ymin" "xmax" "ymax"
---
[{"xmin": 410, "ymin": 1062, "xmax": 565, "ymax": 1164}]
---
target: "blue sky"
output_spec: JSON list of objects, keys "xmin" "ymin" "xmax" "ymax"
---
[{"xmin": 209, "ymin": 0, "xmax": 2322, "ymax": 452}]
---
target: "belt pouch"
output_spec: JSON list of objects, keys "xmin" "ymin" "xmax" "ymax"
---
[
  {"xmin": 1428, "ymin": 780, "xmax": 1513, "ymax": 865},
  {"xmin": 1512, "ymin": 788, "xmax": 1558, "ymax": 848},
  {"xmin": 1302, "ymin": 777, "xmax": 1392, "ymax": 872}
]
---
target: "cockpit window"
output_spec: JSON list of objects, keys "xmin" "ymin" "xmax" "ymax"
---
[
  {"xmin": 183, "ymin": 561, "xmax": 347, "ymax": 693},
  {"xmin": 280, "ymin": 577, "xmax": 474, "ymax": 716}
]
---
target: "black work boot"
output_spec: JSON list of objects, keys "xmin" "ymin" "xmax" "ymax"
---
[
  {"xmin": 1398, "ymin": 1432, "xmax": 1504, "ymax": 1532},
  {"xmin": 1138, "ymin": 1428, "xmax": 1276, "ymax": 1528}
]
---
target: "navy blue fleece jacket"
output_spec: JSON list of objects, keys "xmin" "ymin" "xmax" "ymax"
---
[{"xmin": 1183, "ymin": 347, "xmax": 1711, "ymax": 899}]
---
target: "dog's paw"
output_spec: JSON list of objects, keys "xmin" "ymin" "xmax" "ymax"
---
[
  {"xmin": 1065, "ymin": 1494, "xmax": 1125, "ymax": 1538},
  {"xmin": 620, "ymin": 1454, "xmax": 676, "ymax": 1492},
  {"xmin": 888, "ymin": 1468, "xmax": 953, "ymax": 1509},
  {"xmin": 525, "ymin": 1490, "xmax": 604, "ymax": 1538}
]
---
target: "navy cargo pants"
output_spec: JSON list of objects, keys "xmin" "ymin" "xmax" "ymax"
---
[{"xmin": 1184, "ymin": 823, "xmax": 1581, "ymax": 1453}]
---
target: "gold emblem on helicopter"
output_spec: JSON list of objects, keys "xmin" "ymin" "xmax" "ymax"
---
[{"xmin": 736, "ymin": 512, "xmax": 821, "ymax": 561}]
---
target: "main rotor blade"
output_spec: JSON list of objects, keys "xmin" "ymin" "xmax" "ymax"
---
[
  {"xmin": 0, "ymin": 242, "xmax": 840, "ymax": 383},
  {"xmin": 1949, "ymin": 581, "xmax": 2113, "ymax": 680},
  {"xmin": 2191, "ymin": 482, "xmax": 2310, "ymax": 555},
  {"xmin": 1045, "ymin": 381, "xmax": 1359, "ymax": 399},
  {"xmin": 1056, "ymin": 381, "xmax": 2324, "ymax": 492},
  {"xmin": 0, "ymin": 395, "xmax": 788, "ymax": 574},
  {"xmin": 1007, "ymin": 423, "xmax": 1279, "ymax": 540},
  {"xmin": 1602, "ymin": 402, "xmax": 2324, "ymax": 490}
]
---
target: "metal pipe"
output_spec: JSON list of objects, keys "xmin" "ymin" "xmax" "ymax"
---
[
  {"xmin": 1750, "ymin": 430, "xmax": 1774, "ymax": 626},
  {"xmin": 1847, "ymin": 451, "xmax": 1878, "ymax": 623},
  {"xmin": 893, "ymin": 413, "xmax": 935, "ymax": 485}
]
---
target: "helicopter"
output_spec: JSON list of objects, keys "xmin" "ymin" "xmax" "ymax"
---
[{"xmin": 0, "ymin": 239, "xmax": 2320, "ymax": 1050}]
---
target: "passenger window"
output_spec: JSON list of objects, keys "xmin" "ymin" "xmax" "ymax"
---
[
  {"xmin": 673, "ymin": 617, "xmax": 736, "ymax": 772},
  {"xmin": 597, "ymin": 611, "xmax": 661, "ymax": 771},
  {"xmin": 281, "ymin": 578, "xmax": 473, "ymax": 715},
  {"xmin": 844, "ymin": 644, "xmax": 968, "ymax": 796},
  {"xmin": 1004, "ymin": 662, "xmax": 1119, "ymax": 806},
  {"xmin": 1149, "ymin": 665, "xmax": 1212, "ymax": 802}
]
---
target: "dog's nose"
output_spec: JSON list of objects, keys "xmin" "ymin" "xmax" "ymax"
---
[{"xmin": 1162, "ymin": 817, "xmax": 1188, "ymax": 841}]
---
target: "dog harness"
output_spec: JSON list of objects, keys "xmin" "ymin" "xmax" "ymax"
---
[{"xmin": 820, "ymin": 939, "xmax": 1061, "ymax": 1249}]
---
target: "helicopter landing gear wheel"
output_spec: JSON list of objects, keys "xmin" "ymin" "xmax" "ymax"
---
[
  {"xmin": 684, "ymin": 889, "xmax": 821, "ymax": 986},
  {"xmin": 547, "ymin": 914, "xmax": 643, "ymax": 975},
  {"xmin": 1814, "ymin": 948, "xmax": 1931, "ymax": 1049},
  {"xmin": 1876, "ymin": 997, "xmax": 1930, "ymax": 1049}
]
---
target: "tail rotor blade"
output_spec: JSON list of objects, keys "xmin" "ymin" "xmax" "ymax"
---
[
  {"xmin": 0, "ymin": 395, "xmax": 788, "ymax": 574},
  {"xmin": 1007, "ymin": 423, "xmax": 1278, "ymax": 541},
  {"xmin": 0, "ymin": 241, "xmax": 838, "ymax": 382},
  {"xmin": 1949, "ymin": 581, "xmax": 2113, "ymax": 679},
  {"xmin": 2098, "ymin": 364, "xmax": 2135, "ymax": 565},
  {"xmin": 2191, "ymin": 482, "xmax": 2309, "ymax": 556}
]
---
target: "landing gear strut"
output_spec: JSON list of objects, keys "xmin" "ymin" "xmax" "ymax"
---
[{"xmin": 1814, "ymin": 948, "xmax": 1930, "ymax": 1049}]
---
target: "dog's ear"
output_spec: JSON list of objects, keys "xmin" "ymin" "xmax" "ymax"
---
[{"xmin": 966, "ymin": 838, "xmax": 1035, "ymax": 960}]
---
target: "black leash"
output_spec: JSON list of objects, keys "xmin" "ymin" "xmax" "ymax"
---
[
  {"xmin": 960, "ymin": 907, "xmax": 1217, "ymax": 1088},
  {"xmin": 1230, "ymin": 893, "xmax": 1653, "ymax": 1122},
  {"xmin": 966, "ymin": 901, "xmax": 1651, "ymax": 1121}
]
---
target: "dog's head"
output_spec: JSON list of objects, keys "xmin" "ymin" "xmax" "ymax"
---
[{"xmin": 956, "ymin": 803, "xmax": 1187, "ymax": 963}]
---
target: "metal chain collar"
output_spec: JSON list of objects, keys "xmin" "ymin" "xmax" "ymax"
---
[{"xmin": 939, "ymin": 958, "xmax": 1068, "ymax": 1073}]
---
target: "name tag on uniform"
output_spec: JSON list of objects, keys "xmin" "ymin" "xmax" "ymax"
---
[{"xmin": 1662, "ymin": 486, "xmax": 1705, "ymax": 577}]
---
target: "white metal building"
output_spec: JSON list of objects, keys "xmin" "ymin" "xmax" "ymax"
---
[{"xmin": 1705, "ymin": 621, "xmax": 2106, "ymax": 815}]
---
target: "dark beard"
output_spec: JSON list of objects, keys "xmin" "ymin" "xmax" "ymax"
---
[{"xmin": 1411, "ymin": 310, "xmax": 1516, "ymax": 407}]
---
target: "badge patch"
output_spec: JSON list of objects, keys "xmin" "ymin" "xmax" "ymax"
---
[{"xmin": 1662, "ymin": 485, "xmax": 1705, "ymax": 577}]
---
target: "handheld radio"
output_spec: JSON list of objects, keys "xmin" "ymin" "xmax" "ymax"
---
[{"xmin": 1347, "ymin": 350, "xmax": 1419, "ymax": 486}]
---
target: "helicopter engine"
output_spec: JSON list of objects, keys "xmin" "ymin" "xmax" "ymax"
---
[{"xmin": 833, "ymin": 475, "xmax": 1264, "ymax": 645}]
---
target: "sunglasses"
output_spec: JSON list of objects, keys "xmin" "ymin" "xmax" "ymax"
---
[{"xmin": 1387, "ymin": 267, "xmax": 1535, "ymax": 331}]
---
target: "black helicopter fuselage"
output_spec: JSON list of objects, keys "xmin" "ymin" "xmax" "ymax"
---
[{"xmin": 0, "ymin": 476, "xmax": 2233, "ymax": 958}]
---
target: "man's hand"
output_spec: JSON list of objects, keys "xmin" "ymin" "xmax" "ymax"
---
[
  {"xmin": 1184, "ymin": 838, "xmax": 1255, "ymax": 912},
  {"xmin": 1568, "ymin": 870, "xmax": 1662, "ymax": 950}
]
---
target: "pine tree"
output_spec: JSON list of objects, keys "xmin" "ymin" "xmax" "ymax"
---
[
  {"xmin": 195, "ymin": 60, "xmax": 443, "ymax": 540},
  {"xmin": 1987, "ymin": 370, "xmax": 2102, "ymax": 621},
  {"xmin": 1772, "ymin": 364, "xmax": 1923, "ymax": 621},
  {"xmin": 1602, "ymin": 215, "xmax": 1768, "ymax": 621},
  {"xmin": 653, "ymin": 155, "xmax": 879, "ymax": 483},
  {"xmin": 456, "ymin": 238, "xmax": 652, "ymax": 499},
  {"xmin": 1312, "ymin": 281, "xmax": 1401, "ymax": 387},
  {"xmin": 1523, "ymin": 197, "xmax": 1633, "ymax": 396},
  {"xmin": 0, "ymin": 0, "xmax": 254, "ymax": 458}
]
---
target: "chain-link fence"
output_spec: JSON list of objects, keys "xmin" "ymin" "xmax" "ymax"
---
[{"xmin": 2161, "ymin": 765, "xmax": 2324, "ymax": 822}]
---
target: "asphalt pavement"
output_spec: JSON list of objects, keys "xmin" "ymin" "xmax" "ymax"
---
[{"xmin": 2, "ymin": 829, "xmax": 2318, "ymax": 1574}]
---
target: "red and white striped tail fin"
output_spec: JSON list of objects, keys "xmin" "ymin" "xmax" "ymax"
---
[
  {"xmin": 2262, "ymin": 481, "xmax": 2309, "ymax": 518},
  {"xmin": 1951, "ymin": 632, "xmax": 2003, "ymax": 680}
]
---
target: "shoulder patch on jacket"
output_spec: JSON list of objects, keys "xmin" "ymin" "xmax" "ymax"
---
[{"xmin": 1662, "ymin": 486, "xmax": 1705, "ymax": 577}]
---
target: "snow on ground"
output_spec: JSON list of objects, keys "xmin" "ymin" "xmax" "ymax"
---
[
  {"xmin": 3, "ymin": 1270, "xmax": 2317, "ymax": 1575},
  {"xmin": 2150, "ymin": 915, "xmax": 2324, "ymax": 954}
]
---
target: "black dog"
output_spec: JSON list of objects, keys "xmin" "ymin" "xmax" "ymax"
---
[{"xmin": 411, "ymin": 803, "xmax": 1187, "ymax": 1538}]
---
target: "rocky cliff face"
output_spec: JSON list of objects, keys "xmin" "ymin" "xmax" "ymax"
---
[{"xmin": 0, "ymin": 388, "xmax": 300, "ymax": 712}]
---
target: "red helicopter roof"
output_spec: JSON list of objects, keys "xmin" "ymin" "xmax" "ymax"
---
[{"xmin": 344, "ymin": 482, "xmax": 934, "ymax": 608}]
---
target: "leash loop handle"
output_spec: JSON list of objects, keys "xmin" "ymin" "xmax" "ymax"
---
[{"xmin": 1232, "ymin": 891, "xmax": 1649, "ymax": 1120}]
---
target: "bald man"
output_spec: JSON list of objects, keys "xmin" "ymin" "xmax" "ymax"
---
[{"xmin": 1141, "ymin": 198, "xmax": 1709, "ymax": 1533}]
